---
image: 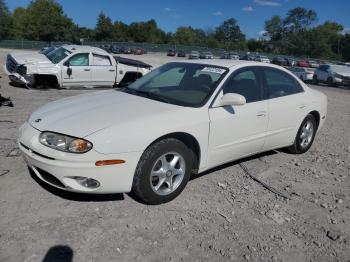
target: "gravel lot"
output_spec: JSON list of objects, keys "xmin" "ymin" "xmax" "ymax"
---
[{"xmin": 0, "ymin": 49, "xmax": 349, "ymax": 262}]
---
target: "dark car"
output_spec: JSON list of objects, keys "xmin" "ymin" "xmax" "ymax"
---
[
  {"xmin": 99, "ymin": 45, "xmax": 111, "ymax": 52},
  {"xmin": 121, "ymin": 47, "xmax": 132, "ymax": 54},
  {"xmin": 133, "ymin": 47, "xmax": 145, "ymax": 55},
  {"xmin": 177, "ymin": 50, "xmax": 186, "ymax": 57},
  {"xmin": 110, "ymin": 45, "xmax": 122, "ymax": 54},
  {"xmin": 240, "ymin": 54, "xmax": 255, "ymax": 61},
  {"xmin": 167, "ymin": 49, "xmax": 176, "ymax": 56},
  {"xmin": 271, "ymin": 57, "xmax": 289, "ymax": 67}
]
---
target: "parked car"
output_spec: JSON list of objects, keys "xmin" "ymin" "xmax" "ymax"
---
[
  {"xmin": 240, "ymin": 54, "xmax": 255, "ymax": 61},
  {"xmin": 110, "ymin": 45, "xmax": 122, "ymax": 54},
  {"xmin": 307, "ymin": 60, "xmax": 320, "ymax": 68},
  {"xmin": 19, "ymin": 60, "xmax": 327, "ymax": 204},
  {"xmin": 313, "ymin": 64, "xmax": 350, "ymax": 87},
  {"xmin": 177, "ymin": 50, "xmax": 186, "ymax": 57},
  {"xmin": 285, "ymin": 57, "xmax": 296, "ymax": 67},
  {"xmin": 221, "ymin": 53, "xmax": 240, "ymax": 60},
  {"xmin": 4, "ymin": 45, "xmax": 151, "ymax": 89},
  {"xmin": 289, "ymin": 67, "xmax": 315, "ymax": 82},
  {"xmin": 296, "ymin": 60, "xmax": 310, "ymax": 68},
  {"xmin": 133, "ymin": 47, "xmax": 145, "ymax": 55},
  {"xmin": 255, "ymin": 55, "xmax": 270, "ymax": 63},
  {"xmin": 345, "ymin": 62, "xmax": 350, "ymax": 67},
  {"xmin": 167, "ymin": 49, "xmax": 176, "ymax": 56},
  {"xmin": 99, "ymin": 45, "xmax": 111, "ymax": 53},
  {"xmin": 199, "ymin": 51, "xmax": 214, "ymax": 59},
  {"xmin": 189, "ymin": 51, "xmax": 200, "ymax": 59},
  {"xmin": 121, "ymin": 47, "xmax": 132, "ymax": 54},
  {"xmin": 271, "ymin": 57, "xmax": 289, "ymax": 67}
]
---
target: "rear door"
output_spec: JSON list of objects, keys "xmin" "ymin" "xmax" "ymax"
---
[
  {"xmin": 90, "ymin": 53, "xmax": 116, "ymax": 87},
  {"xmin": 261, "ymin": 67, "xmax": 308, "ymax": 151},
  {"xmin": 62, "ymin": 53, "xmax": 91, "ymax": 87}
]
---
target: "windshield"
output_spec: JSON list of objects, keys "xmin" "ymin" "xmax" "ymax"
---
[
  {"xmin": 45, "ymin": 47, "xmax": 72, "ymax": 64},
  {"xmin": 39, "ymin": 46, "xmax": 56, "ymax": 55},
  {"xmin": 122, "ymin": 62, "xmax": 228, "ymax": 107}
]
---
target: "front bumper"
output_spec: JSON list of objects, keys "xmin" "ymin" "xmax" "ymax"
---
[
  {"xmin": 3, "ymin": 65, "xmax": 31, "ymax": 85},
  {"xmin": 18, "ymin": 122, "xmax": 142, "ymax": 194}
]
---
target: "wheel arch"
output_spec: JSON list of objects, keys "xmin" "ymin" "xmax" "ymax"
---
[
  {"xmin": 33, "ymin": 74, "xmax": 60, "ymax": 88},
  {"xmin": 146, "ymin": 132, "xmax": 201, "ymax": 174},
  {"xmin": 308, "ymin": 110, "xmax": 320, "ymax": 129}
]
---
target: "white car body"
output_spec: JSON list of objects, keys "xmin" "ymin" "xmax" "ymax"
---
[
  {"xmin": 18, "ymin": 60, "xmax": 327, "ymax": 195},
  {"xmin": 4, "ymin": 45, "xmax": 151, "ymax": 88}
]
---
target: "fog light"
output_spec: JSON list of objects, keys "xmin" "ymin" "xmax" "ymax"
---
[{"xmin": 72, "ymin": 176, "xmax": 100, "ymax": 189}]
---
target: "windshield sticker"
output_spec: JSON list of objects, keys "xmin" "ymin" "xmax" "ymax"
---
[{"xmin": 201, "ymin": 67, "xmax": 226, "ymax": 74}]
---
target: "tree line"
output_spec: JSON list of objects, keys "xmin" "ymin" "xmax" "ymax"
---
[{"xmin": 0, "ymin": 0, "xmax": 349, "ymax": 61}]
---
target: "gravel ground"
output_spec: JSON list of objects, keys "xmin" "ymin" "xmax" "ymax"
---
[{"xmin": 0, "ymin": 49, "xmax": 349, "ymax": 262}]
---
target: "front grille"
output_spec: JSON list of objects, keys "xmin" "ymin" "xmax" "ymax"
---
[
  {"xmin": 36, "ymin": 167, "xmax": 66, "ymax": 188},
  {"xmin": 6, "ymin": 55, "xmax": 18, "ymax": 73}
]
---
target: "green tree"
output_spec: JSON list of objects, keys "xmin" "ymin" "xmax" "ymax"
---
[
  {"xmin": 283, "ymin": 7, "xmax": 317, "ymax": 32},
  {"xmin": 95, "ymin": 12, "xmax": 114, "ymax": 41},
  {"xmin": 0, "ymin": 0, "xmax": 12, "ymax": 40},
  {"xmin": 174, "ymin": 26, "xmax": 205, "ymax": 45},
  {"xmin": 214, "ymin": 18, "xmax": 246, "ymax": 50},
  {"xmin": 24, "ymin": 0, "xmax": 75, "ymax": 42},
  {"xmin": 11, "ymin": 7, "xmax": 27, "ymax": 40}
]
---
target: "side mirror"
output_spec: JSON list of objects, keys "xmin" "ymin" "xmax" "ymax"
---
[
  {"xmin": 64, "ymin": 60, "xmax": 70, "ymax": 67},
  {"xmin": 216, "ymin": 93, "xmax": 246, "ymax": 107}
]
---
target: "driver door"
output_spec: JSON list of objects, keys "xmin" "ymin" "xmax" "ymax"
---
[
  {"xmin": 62, "ymin": 53, "xmax": 91, "ymax": 87},
  {"xmin": 208, "ymin": 67, "xmax": 268, "ymax": 167}
]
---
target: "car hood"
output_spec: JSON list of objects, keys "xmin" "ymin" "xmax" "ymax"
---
[
  {"xmin": 28, "ymin": 90, "xmax": 182, "ymax": 138},
  {"xmin": 10, "ymin": 52, "xmax": 52, "ymax": 65}
]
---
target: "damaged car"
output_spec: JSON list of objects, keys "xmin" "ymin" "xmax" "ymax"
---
[{"xmin": 4, "ymin": 45, "xmax": 151, "ymax": 89}]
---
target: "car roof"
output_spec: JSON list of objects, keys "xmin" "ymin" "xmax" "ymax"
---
[
  {"xmin": 176, "ymin": 59, "xmax": 282, "ymax": 69},
  {"xmin": 61, "ymin": 45, "xmax": 109, "ymax": 55}
]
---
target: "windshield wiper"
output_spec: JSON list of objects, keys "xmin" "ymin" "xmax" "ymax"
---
[{"xmin": 120, "ymin": 87, "xmax": 170, "ymax": 104}]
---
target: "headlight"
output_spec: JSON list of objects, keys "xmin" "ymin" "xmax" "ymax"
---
[{"xmin": 39, "ymin": 132, "xmax": 93, "ymax": 153}]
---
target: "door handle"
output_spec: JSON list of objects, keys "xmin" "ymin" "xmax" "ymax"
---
[
  {"xmin": 109, "ymin": 69, "xmax": 115, "ymax": 72},
  {"xmin": 84, "ymin": 69, "xmax": 91, "ymax": 71},
  {"xmin": 299, "ymin": 104, "xmax": 307, "ymax": 109},
  {"xmin": 256, "ymin": 111, "xmax": 267, "ymax": 117}
]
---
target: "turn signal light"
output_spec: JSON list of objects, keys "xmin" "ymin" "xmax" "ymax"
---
[{"xmin": 95, "ymin": 160, "xmax": 125, "ymax": 166}]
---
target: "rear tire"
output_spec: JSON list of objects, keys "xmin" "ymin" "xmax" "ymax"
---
[
  {"xmin": 132, "ymin": 138, "xmax": 192, "ymax": 205},
  {"xmin": 287, "ymin": 114, "xmax": 317, "ymax": 154}
]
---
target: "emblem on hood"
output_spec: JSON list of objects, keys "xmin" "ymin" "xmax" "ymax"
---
[{"xmin": 35, "ymin": 118, "xmax": 42, "ymax": 123}]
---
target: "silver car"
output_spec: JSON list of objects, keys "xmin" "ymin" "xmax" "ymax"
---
[
  {"xmin": 189, "ymin": 51, "xmax": 200, "ymax": 59},
  {"xmin": 313, "ymin": 64, "xmax": 350, "ymax": 87}
]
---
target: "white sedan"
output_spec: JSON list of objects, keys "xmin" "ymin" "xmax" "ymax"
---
[{"xmin": 19, "ymin": 60, "xmax": 327, "ymax": 204}]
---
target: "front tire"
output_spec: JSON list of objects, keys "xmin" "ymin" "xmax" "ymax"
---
[
  {"xmin": 287, "ymin": 114, "xmax": 317, "ymax": 154},
  {"xmin": 132, "ymin": 138, "xmax": 192, "ymax": 205},
  {"xmin": 312, "ymin": 75, "xmax": 318, "ymax": 85}
]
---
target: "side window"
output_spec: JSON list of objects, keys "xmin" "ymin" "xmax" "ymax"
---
[
  {"xmin": 68, "ymin": 53, "xmax": 89, "ymax": 66},
  {"xmin": 92, "ymin": 54, "xmax": 112, "ymax": 66},
  {"xmin": 263, "ymin": 68, "xmax": 303, "ymax": 99},
  {"xmin": 222, "ymin": 68, "xmax": 262, "ymax": 103}
]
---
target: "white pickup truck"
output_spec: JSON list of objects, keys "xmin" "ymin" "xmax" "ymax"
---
[{"xmin": 4, "ymin": 45, "xmax": 151, "ymax": 88}]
